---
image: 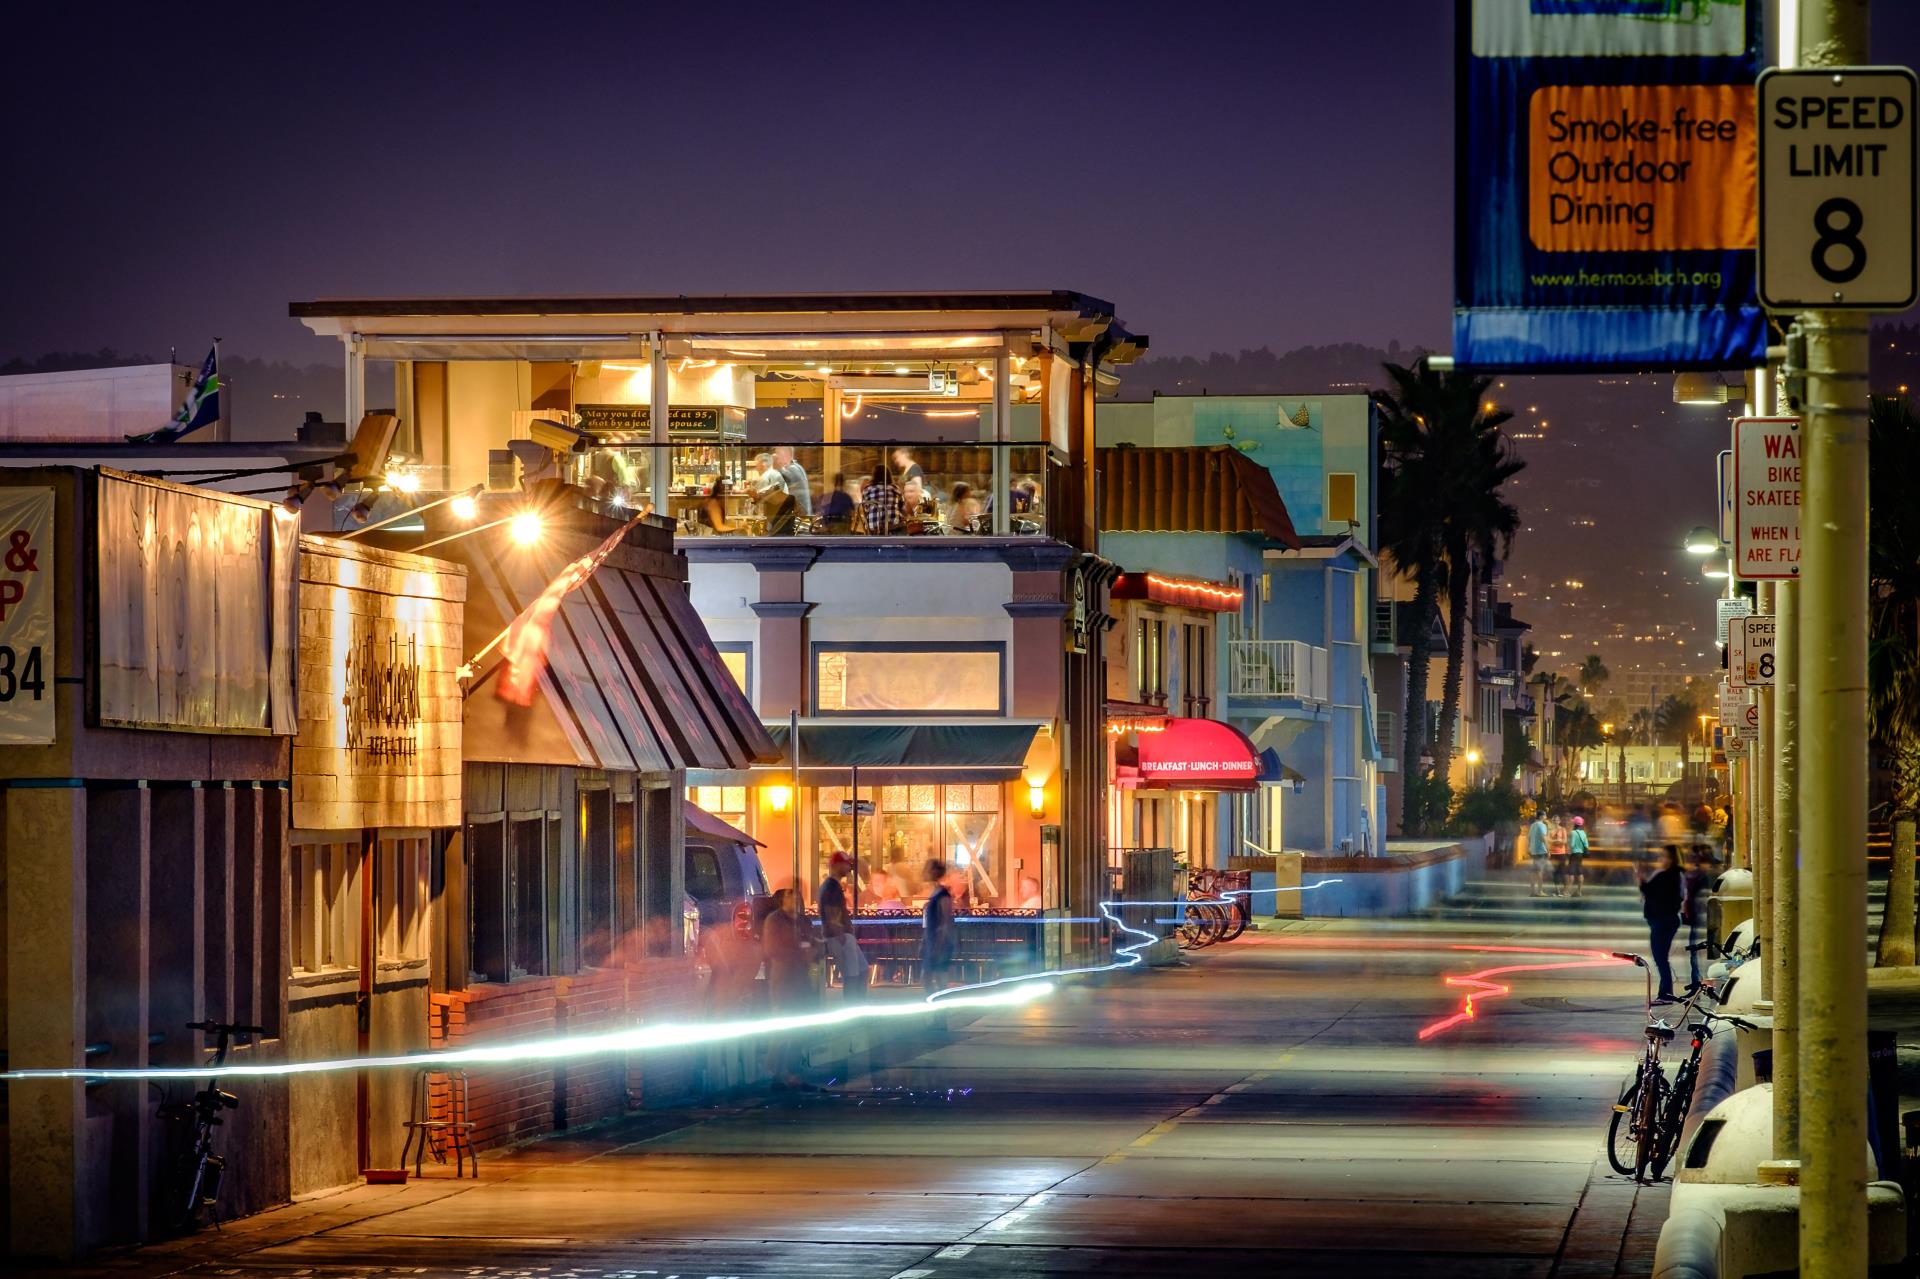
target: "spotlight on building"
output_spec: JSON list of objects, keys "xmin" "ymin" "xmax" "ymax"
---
[
  {"xmin": 1673, "ymin": 373, "xmax": 1734, "ymax": 406},
  {"xmin": 510, "ymin": 512, "xmax": 543, "ymax": 546}
]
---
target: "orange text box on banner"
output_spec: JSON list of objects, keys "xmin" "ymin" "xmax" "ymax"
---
[{"xmin": 1528, "ymin": 83, "xmax": 1757, "ymax": 252}]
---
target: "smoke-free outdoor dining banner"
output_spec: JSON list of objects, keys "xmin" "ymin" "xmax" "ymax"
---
[{"xmin": 1455, "ymin": 0, "xmax": 1766, "ymax": 371}]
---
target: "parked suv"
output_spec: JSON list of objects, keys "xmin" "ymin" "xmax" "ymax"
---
[{"xmin": 682, "ymin": 802, "xmax": 774, "ymax": 1000}]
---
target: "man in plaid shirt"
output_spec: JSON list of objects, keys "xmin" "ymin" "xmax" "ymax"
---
[{"xmin": 860, "ymin": 469, "xmax": 902, "ymax": 535}]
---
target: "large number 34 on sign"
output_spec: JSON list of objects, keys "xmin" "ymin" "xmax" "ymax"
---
[{"xmin": 0, "ymin": 487, "xmax": 55, "ymax": 745}]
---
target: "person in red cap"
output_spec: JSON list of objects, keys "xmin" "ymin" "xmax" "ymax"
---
[{"xmin": 819, "ymin": 852, "xmax": 867, "ymax": 999}]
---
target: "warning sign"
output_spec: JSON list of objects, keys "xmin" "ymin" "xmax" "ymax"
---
[
  {"xmin": 1528, "ymin": 83, "xmax": 1756, "ymax": 252},
  {"xmin": 1728, "ymin": 615, "xmax": 1776, "ymax": 688},
  {"xmin": 1733, "ymin": 416, "xmax": 1801, "ymax": 580}
]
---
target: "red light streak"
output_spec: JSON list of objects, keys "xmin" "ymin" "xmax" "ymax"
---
[{"xmin": 1416, "ymin": 945, "xmax": 1630, "ymax": 1041}]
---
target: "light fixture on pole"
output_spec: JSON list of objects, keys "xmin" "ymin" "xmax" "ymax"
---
[
  {"xmin": 1683, "ymin": 526, "xmax": 1721, "ymax": 555},
  {"xmin": 1673, "ymin": 373, "xmax": 1735, "ymax": 406},
  {"xmin": 338, "ymin": 484, "xmax": 486, "ymax": 541},
  {"xmin": 1702, "ymin": 561, "xmax": 1731, "ymax": 580}
]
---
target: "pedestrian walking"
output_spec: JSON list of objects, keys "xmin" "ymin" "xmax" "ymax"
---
[
  {"xmin": 761, "ymin": 887, "xmax": 815, "ymax": 1089},
  {"xmin": 1684, "ymin": 848, "xmax": 1717, "ymax": 987},
  {"xmin": 1566, "ymin": 816, "xmax": 1589, "ymax": 898},
  {"xmin": 1548, "ymin": 813, "xmax": 1570, "ymax": 896},
  {"xmin": 818, "ymin": 852, "xmax": 867, "ymax": 1000},
  {"xmin": 921, "ymin": 859, "xmax": 957, "ymax": 993},
  {"xmin": 1527, "ymin": 811, "xmax": 1551, "ymax": 897},
  {"xmin": 1639, "ymin": 848, "xmax": 1685, "ymax": 1002}
]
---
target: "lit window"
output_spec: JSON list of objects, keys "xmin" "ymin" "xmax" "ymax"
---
[{"xmin": 813, "ymin": 646, "xmax": 1002, "ymax": 715}]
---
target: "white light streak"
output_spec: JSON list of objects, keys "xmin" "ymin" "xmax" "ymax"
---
[{"xmin": 6, "ymin": 882, "xmax": 1342, "ymax": 1082}]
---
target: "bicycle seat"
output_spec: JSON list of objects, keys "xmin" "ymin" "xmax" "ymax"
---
[{"xmin": 1645, "ymin": 1023, "xmax": 1677, "ymax": 1042}]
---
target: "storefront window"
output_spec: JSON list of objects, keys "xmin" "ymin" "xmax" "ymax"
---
[
  {"xmin": 688, "ymin": 784, "xmax": 748, "ymax": 829},
  {"xmin": 374, "ymin": 835, "xmax": 428, "ymax": 962},
  {"xmin": 813, "ymin": 645, "xmax": 1003, "ymax": 715},
  {"xmin": 510, "ymin": 817, "xmax": 548, "ymax": 978},
  {"xmin": 292, "ymin": 840, "xmax": 360, "ymax": 974},
  {"xmin": 814, "ymin": 781, "xmax": 1004, "ymax": 909},
  {"xmin": 580, "ymin": 789, "xmax": 615, "ymax": 967}
]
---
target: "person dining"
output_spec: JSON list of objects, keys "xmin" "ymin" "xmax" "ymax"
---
[
  {"xmin": 860, "ymin": 464, "xmax": 902, "ymax": 535},
  {"xmin": 901, "ymin": 476, "xmax": 940, "ymax": 533},
  {"xmin": 817, "ymin": 472, "xmax": 855, "ymax": 531},
  {"xmin": 700, "ymin": 477, "xmax": 739, "ymax": 533},
  {"xmin": 948, "ymin": 482, "xmax": 983, "ymax": 533},
  {"xmin": 773, "ymin": 445, "xmax": 811, "ymax": 516}
]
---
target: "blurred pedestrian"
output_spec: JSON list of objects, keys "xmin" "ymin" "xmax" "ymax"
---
[
  {"xmin": 1548, "ymin": 812, "xmax": 1570, "ymax": 896},
  {"xmin": 1567, "ymin": 815, "xmax": 1589, "ymax": 898},
  {"xmin": 1684, "ymin": 848, "xmax": 1717, "ymax": 987},
  {"xmin": 1527, "ymin": 810, "xmax": 1551, "ymax": 897},
  {"xmin": 773, "ymin": 445, "xmax": 811, "ymax": 516},
  {"xmin": 761, "ymin": 887, "xmax": 815, "ymax": 1088},
  {"xmin": 1640, "ymin": 848, "xmax": 1685, "ymax": 1002},
  {"xmin": 922, "ymin": 858, "xmax": 957, "ymax": 993},
  {"xmin": 819, "ymin": 852, "xmax": 867, "ymax": 1000}
]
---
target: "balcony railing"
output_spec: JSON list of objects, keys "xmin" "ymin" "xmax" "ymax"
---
[
  {"xmin": 1228, "ymin": 640, "xmax": 1329, "ymax": 704},
  {"xmin": 561, "ymin": 440, "xmax": 1063, "ymax": 540}
]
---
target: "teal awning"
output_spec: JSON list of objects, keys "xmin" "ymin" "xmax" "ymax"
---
[{"xmin": 691, "ymin": 722, "xmax": 1040, "ymax": 785}]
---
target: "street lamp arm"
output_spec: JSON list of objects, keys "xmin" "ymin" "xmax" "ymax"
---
[{"xmin": 338, "ymin": 485, "xmax": 485, "ymax": 540}]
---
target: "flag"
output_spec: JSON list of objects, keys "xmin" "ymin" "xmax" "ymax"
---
[
  {"xmin": 128, "ymin": 346, "xmax": 220, "ymax": 444},
  {"xmin": 494, "ymin": 517, "xmax": 640, "ymax": 707}
]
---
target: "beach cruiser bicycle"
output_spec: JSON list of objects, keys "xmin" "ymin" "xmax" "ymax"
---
[
  {"xmin": 157, "ymin": 1019, "xmax": 265, "ymax": 1230},
  {"xmin": 1605, "ymin": 951, "xmax": 1755, "ymax": 1182}
]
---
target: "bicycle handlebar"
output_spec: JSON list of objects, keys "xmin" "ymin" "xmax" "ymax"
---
[{"xmin": 1610, "ymin": 952, "xmax": 1647, "ymax": 967}]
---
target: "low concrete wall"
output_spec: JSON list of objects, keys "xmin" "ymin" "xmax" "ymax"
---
[{"xmin": 1268, "ymin": 843, "xmax": 1470, "ymax": 918}]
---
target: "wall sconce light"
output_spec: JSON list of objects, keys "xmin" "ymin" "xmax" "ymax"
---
[
  {"xmin": 1027, "ymin": 782, "xmax": 1047, "ymax": 817},
  {"xmin": 766, "ymin": 785, "xmax": 792, "ymax": 814}
]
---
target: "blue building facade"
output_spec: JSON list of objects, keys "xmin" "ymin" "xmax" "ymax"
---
[{"xmin": 1099, "ymin": 395, "xmax": 1385, "ymax": 859}]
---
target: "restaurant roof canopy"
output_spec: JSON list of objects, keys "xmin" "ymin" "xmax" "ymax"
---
[
  {"xmin": 291, "ymin": 290, "xmax": 1148, "ymax": 364},
  {"xmin": 693, "ymin": 721, "xmax": 1044, "ymax": 786}
]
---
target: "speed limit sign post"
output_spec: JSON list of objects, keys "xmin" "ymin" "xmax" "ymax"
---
[
  {"xmin": 1728, "ymin": 615, "xmax": 1776, "ymax": 688},
  {"xmin": 1759, "ymin": 67, "xmax": 1917, "ymax": 310}
]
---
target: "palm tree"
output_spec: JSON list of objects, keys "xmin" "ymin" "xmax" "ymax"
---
[
  {"xmin": 1627, "ymin": 706, "xmax": 1658, "ymax": 796},
  {"xmin": 1376, "ymin": 361, "xmax": 1523, "ymax": 829},
  {"xmin": 1555, "ymin": 699, "xmax": 1605, "ymax": 794},
  {"xmin": 1579, "ymin": 653, "xmax": 1610, "ymax": 699},
  {"xmin": 1869, "ymin": 396, "xmax": 1920, "ymax": 966},
  {"xmin": 1656, "ymin": 691, "xmax": 1706, "ymax": 804}
]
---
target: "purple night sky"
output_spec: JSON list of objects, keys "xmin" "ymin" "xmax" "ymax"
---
[{"xmin": 4, "ymin": 3, "xmax": 1917, "ymax": 686}]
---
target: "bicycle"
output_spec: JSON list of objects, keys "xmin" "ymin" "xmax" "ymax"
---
[
  {"xmin": 157, "ymin": 1019, "xmax": 265, "ymax": 1231},
  {"xmin": 1604, "ymin": 953, "xmax": 1748, "ymax": 1182}
]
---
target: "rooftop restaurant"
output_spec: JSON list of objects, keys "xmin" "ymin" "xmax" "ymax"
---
[{"xmin": 292, "ymin": 291, "xmax": 1147, "ymax": 546}]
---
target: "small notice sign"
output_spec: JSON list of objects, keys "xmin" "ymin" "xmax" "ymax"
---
[
  {"xmin": 1716, "ymin": 596, "xmax": 1754, "ymax": 635},
  {"xmin": 1728, "ymin": 615, "xmax": 1776, "ymax": 688},
  {"xmin": 1733, "ymin": 416, "xmax": 1801, "ymax": 580}
]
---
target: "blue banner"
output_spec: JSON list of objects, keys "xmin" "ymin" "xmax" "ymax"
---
[{"xmin": 1455, "ymin": 0, "xmax": 1767, "ymax": 371}]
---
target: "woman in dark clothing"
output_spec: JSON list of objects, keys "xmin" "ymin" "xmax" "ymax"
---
[
  {"xmin": 1640, "ymin": 848, "xmax": 1686, "ymax": 1003},
  {"xmin": 922, "ymin": 860, "xmax": 957, "ymax": 993},
  {"xmin": 761, "ymin": 888, "xmax": 814, "ymax": 1087}
]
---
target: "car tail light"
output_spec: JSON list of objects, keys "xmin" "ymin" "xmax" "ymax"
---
[{"xmin": 733, "ymin": 901, "xmax": 753, "ymax": 937}]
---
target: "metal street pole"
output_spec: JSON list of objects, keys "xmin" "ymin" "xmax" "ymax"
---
[
  {"xmin": 1773, "ymin": 577, "xmax": 1800, "ymax": 1164},
  {"xmin": 1795, "ymin": 7, "xmax": 1872, "ymax": 1272}
]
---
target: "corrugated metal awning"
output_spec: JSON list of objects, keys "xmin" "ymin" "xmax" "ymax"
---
[{"xmin": 449, "ymin": 510, "xmax": 774, "ymax": 772}]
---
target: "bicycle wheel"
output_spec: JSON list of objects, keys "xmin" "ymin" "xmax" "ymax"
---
[
  {"xmin": 1194, "ymin": 902, "xmax": 1229, "ymax": 946},
  {"xmin": 1606, "ymin": 1078, "xmax": 1644, "ymax": 1176},
  {"xmin": 1217, "ymin": 896, "xmax": 1249, "ymax": 942},
  {"xmin": 1649, "ymin": 1061, "xmax": 1698, "ymax": 1180},
  {"xmin": 1176, "ymin": 906, "xmax": 1209, "ymax": 950}
]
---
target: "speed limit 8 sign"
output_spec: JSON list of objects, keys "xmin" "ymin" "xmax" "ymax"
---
[{"xmin": 1759, "ymin": 67, "xmax": 1917, "ymax": 311}]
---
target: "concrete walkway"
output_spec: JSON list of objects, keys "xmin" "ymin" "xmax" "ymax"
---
[{"xmin": 35, "ymin": 900, "xmax": 1672, "ymax": 1279}]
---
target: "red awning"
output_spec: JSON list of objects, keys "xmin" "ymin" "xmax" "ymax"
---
[
  {"xmin": 1133, "ymin": 717, "xmax": 1261, "ymax": 792},
  {"xmin": 1110, "ymin": 572, "xmax": 1244, "ymax": 613}
]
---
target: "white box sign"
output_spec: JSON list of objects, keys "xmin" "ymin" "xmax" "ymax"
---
[
  {"xmin": 1729, "ymin": 615, "xmax": 1776, "ymax": 688},
  {"xmin": 0, "ymin": 487, "xmax": 55, "ymax": 745},
  {"xmin": 1716, "ymin": 596, "xmax": 1754, "ymax": 634},
  {"xmin": 1759, "ymin": 67, "xmax": 1917, "ymax": 311},
  {"xmin": 1733, "ymin": 416, "xmax": 1801, "ymax": 580}
]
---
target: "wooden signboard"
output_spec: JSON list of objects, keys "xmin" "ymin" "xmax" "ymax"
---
[{"xmin": 292, "ymin": 536, "xmax": 466, "ymax": 831}]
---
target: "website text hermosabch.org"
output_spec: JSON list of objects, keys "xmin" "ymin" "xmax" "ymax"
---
[{"xmin": 1529, "ymin": 267, "xmax": 1725, "ymax": 290}]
